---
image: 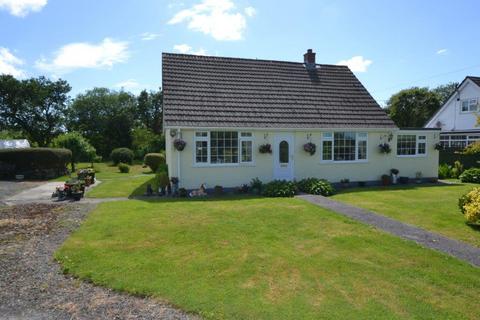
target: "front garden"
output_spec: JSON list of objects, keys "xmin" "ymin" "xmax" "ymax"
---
[{"xmin": 56, "ymin": 197, "xmax": 480, "ymax": 319}]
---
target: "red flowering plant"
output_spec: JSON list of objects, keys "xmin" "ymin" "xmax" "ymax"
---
[{"xmin": 303, "ymin": 142, "xmax": 316, "ymax": 155}]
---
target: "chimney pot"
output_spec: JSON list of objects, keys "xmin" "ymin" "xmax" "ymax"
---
[{"xmin": 304, "ymin": 49, "xmax": 316, "ymax": 69}]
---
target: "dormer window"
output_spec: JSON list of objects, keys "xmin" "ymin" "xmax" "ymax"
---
[{"xmin": 461, "ymin": 98, "xmax": 478, "ymax": 112}]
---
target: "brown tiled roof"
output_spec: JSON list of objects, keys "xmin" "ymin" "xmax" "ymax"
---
[{"xmin": 162, "ymin": 53, "xmax": 397, "ymax": 129}]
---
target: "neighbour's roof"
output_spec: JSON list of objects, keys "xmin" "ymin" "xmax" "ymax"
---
[
  {"xmin": 162, "ymin": 53, "xmax": 397, "ymax": 129},
  {"xmin": 467, "ymin": 76, "xmax": 480, "ymax": 87},
  {"xmin": 0, "ymin": 139, "xmax": 30, "ymax": 149}
]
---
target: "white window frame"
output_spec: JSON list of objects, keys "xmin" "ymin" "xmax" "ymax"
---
[
  {"xmin": 320, "ymin": 132, "xmax": 368, "ymax": 163},
  {"xmin": 239, "ymin": 132, "xmax": 254, "ymax": 164},
  {"xmin": 460, "ymin": 98, "xmax": 478, "ymax": 113},
  {"xmin": 396, "ymin": 134, "xmax": 427, "ymax": 158},
  {"xmin": 193, "ymin": 131, "xmax": 254, "ymax": 167}
]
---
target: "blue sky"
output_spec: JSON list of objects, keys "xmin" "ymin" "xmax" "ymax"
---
[{"xmin": 1, "ymin": 0, "xmax": 479, "ymax": 105}]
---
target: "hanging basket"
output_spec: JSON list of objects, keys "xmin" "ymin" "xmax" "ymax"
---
[
  {"xmin": 173, "ymin": 139, "xmax": 186, "ymax": 151},
  {"xmin": 259, "ymin": 143, "xmax": 272, "ymax": 154},
  {"xmin": 303, "ymin": 142, "xmax": 316, "ymax": 155},
  {"xmin": 378, "ymin": 143, "xmax": 391, "ymax": 154}
]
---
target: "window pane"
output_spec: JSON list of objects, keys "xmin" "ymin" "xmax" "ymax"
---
[
  {"xmin": 462, "ymin": 101, "xmax": 469, "ymax": 112},
  {"xmin": 358, "ymin": 140, "xmax": 367, "ymax": 160},
  {"xmin": 210, "ymin": 131, "xmax": 238, "ymax": 164},
  {"xmin": 196, "ymin": 132, "xmax": 207, "ymax": 137},
  {"xmin": 196, "ymin": 141, "xmax": 208, "ymax": 163},
  {"xmin": 418, "ymin": 142, "xmax": 426, "ymax": 154},
  {"xmin": 334, "ymin": 132, "xmax": 356, "ymax": 161},
  {"xmin": 322, "ymin": 140, "xmax": 332, "ymax": 160},
  {"xmin": 241, "ymin": 132, "xmax": 252, "ymax": 137},
  {"xmin": 279, "ymin": 140, "xmax": 289, "ymax": 163},
  {"xmin": 241, "ymin": 140, "xmax": 252, "ymax": 162},
  {"xmin": 397, "ymin": 135, "xmax": 416, "ymax": 155}
]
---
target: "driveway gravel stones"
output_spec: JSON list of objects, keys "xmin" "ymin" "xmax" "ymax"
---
[{"xmin": 0, "ymin": 202, "xmax": 198, "ymax": 320}]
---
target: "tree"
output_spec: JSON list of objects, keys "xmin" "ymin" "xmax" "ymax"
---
[
  {"xmin": 386, "ymin": 87, "xmax": 441, "ymax": 127},
  {"xmin": 0, "ymin": 75, "xmax": 71, "ymax": 146},
  {"xmin": 51, "ymin": 132, "xmax": 96, "ymax": 171},
  {"xmin": 135, "ymin": 89, "xmax": 163, "ymax": 134},
  {"xmin": 432, "ymin": 82, "xmax": 459, "ymax": 105},
  {"xmin": 67, "ymin": 88, "xmax": 136, "ymax": 158}
]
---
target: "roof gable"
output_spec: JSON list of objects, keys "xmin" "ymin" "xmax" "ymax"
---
[{"xmin": 162, "ymin": 53, "xmax": 397, "ymax": 129}]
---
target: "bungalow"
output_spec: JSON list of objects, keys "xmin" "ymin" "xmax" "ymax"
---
[{"xmin": 162, "ymin": 50, "xmax": 439, "ymax": 190}]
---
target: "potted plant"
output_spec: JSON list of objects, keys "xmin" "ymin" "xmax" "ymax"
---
[
  {"xmin": 173, "ymin": 138, "xmax": 186, "ymax": 151},
  {"xmin": 390, "ymin": 168, "xmax": 399, "ymax": 184},
  {"xmin": 250, "ymin": 177, "xmax": 263, "ymax": 194},
  {"xmin": 303, "ymin": 142, "xmax": 316, "ymax": 155},
  {"xmin": 259, "ymin": 143, "xmax": 272, "ymax": 154},
  {"xmin": 378, "ymin": 143, "xmax": 391, "ymax": 154},
  {"xmin": 381, "ymin": 174, "xmax": 391, "ymax": 186},
  {"xmin": 170, "ymin": 177, "xmax": 179, "ymax": 195},
  {"xmin": 415, "ymin": 171, "xmax": 422, "ymax": 184},
  {"xmin": 340, "ymin": 178, "xmax": 350, "ymax": 188}
]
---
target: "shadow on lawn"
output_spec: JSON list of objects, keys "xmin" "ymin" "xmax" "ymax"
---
[{"xmin": 335, "ymin": 182, "xmax": 464, "ymax": 195}]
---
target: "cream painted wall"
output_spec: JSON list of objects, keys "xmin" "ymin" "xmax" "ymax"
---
[{"xmin": 165, "ymin": 128, "xmax": 439, "ymax": 189}]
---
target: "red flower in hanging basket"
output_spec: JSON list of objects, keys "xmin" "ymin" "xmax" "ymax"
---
[{"xmin": 303, "ymin": 142, "xmax": 316, "ymax": 155}]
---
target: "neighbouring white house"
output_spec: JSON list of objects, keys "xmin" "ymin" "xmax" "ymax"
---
[
  {"xmin": 163, "ymin": 50, "xmax": 440, "ymax": 190},
  {"xmin": 0, "ymin": 139, "xmax": 30, "ymax": 149},
  {"xmin": 425, "ymin": 76, "xmax": 480, "ymax": 149}
]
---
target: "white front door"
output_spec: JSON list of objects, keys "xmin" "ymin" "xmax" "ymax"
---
[{"xmin": 273, "ymin": 134, "xmax": 294, "ymax": 180}]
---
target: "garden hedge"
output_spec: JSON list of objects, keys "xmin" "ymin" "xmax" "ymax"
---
[
  {"xmin": 0, "ymin": 148, "xmax": 71, "ymax": 179},
  {"xmin": 439, "ymin": 150, "xmax": 480, "ymax": 169},
  {"xmin": 110, "ymin": 148, "xmax": 134, "ymax": 165}
]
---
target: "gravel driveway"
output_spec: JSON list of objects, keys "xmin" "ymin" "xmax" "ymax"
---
[
  {"xmin": 0, "ymin": 181, "xmax": 44, "ymax": 206},
  {"xmin": 0, "ymin": 202, "xmax": 198, "ymax": 320}
]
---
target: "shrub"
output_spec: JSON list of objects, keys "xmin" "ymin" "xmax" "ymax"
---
[
  {"xmin": 0, "ymin": 148, "xmax": 71, "ymax": 179},
  {"xmin": 214, "ymin": 185, "xmax": 224, "ymax": 196},
  {"xmin": 438, "ymin": 163, "xmax": 453, "ymax": 179},
  {"xmin": 451, "ymin": 161, "xmax": 464, "ymax": 178},
  {"xmin": 144, "ymin": 153, "xmax": 166, "ymax": 173},
  {"xmin": 156, "ymin": 171, "xmax": 170, "ymax": 189},
  {"xmin": 458, "ymin": 188, "xmax": 480, "ymax": 224},
  {"xmin": 178, "ymin": 187, "xmax": 188, "ymax": 197},
  {"xmin": 110, "ymin": 148, "xmax": 134, "ymax": 165},
  {"xmin": 459, "ymin": 168, "xmax": 480, "ymax": 183},
  {"xmin": 132, "ymin": 127, "xmax": 165, "ymax": 159},
  {"xmin": 156, "ymin": 163, "xmax": 168, "ymax": 174},
  {"xmin": 297, "ymin": 178, "xmax": 335, "ymax": 196},
  {"xmin": 462, "ymin": 141, "xmax": 480, "ymax": 155},
  {"xmin": 250, "ymin": 177, "xmax": 263, "ymax": 194},
  {"xmin": 118, "ymin": 163, "xmax": 130, "ymax": 173},
  {"xmin": 262, "ymin": 180, "xmax": 297, "ymax": 197},
  {"xmin": 51, "ymin": 131, "xmax": 97, "ymax": 171}
]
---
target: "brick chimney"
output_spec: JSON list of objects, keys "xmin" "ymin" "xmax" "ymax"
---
[{"xmin": 304, "ymin": 49, "xmax": 316, "ymax": 69}]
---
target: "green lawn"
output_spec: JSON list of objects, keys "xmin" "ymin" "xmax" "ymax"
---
[
  {"xmin": 56, "ymin": 198, "xmax": 480, "ymax": 320},
  {"xmin": 53, "ymin": 162, "xmax": 154, "ymax": 198},
  {"xmin": 332, "ymin": 183, "xmax": 480, "ymax": 247}
]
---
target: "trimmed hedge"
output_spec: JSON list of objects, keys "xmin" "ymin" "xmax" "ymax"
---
[
  {"xmin": 144, "ymin": 153, "xmax": 166, "ymax": 173},
  {"xmin": 0, "ymin": 148, "xmax": 71, "ymax": 179},
  {"xmin": 110, "ymin": 148, "xmax": 134, "ymax": 165}
]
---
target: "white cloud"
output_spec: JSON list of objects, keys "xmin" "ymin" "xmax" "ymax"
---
[
  {"xmin": 244, "ymin": 6, "xmax": 256, "ymax": 17},
  {"xmin": 336, "ymin": 56, "xmax": 372, "ymax": 72},
  {"xmin": 0, "ymin": 0, "xmax": 47, "ymax": 17},
  {"xmin": 35, "ymin": 38, "xmax": 129, "ymax": 74},
  {"xmin": 173, "ymin": 44, "xmax": 207, "ymax": 55},
  {"xmin": 0, "ymin": 48, "xmax": 26, "ymax": 78},
  {"xmin": 141, "ymin": 32, "xmax": 160, "ymax": 41},
  {"xmin": 168, "ymin": 0, "xmax": 255, "ymax": 41},
  {"xmin": 436, "ymin": 48, "xmax": 448, "ymax": 55}
]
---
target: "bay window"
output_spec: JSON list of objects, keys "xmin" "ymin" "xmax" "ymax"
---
[
  {"xmin": 397, "ymin": 134, "xmax": 426, "ymax": 156},
  {"xmin": 321, "ymin": 132, "xmax": 368, "ymax": 162},
  {"xmin": 194, "ymin": 131, "xmax": 253, "ymax": 165}
]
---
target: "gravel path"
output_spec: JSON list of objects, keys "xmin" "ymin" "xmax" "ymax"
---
[
  {"xmin": 0, "ymin": 202, "xmax": 198, "ymax": 320},
  {"xmin": 299, "ymin": 194, "xmax": 480, "ymax": 267},
  {"xmin": 0, "ymin": 181, "xmax": 44, "ymax": 206}
]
